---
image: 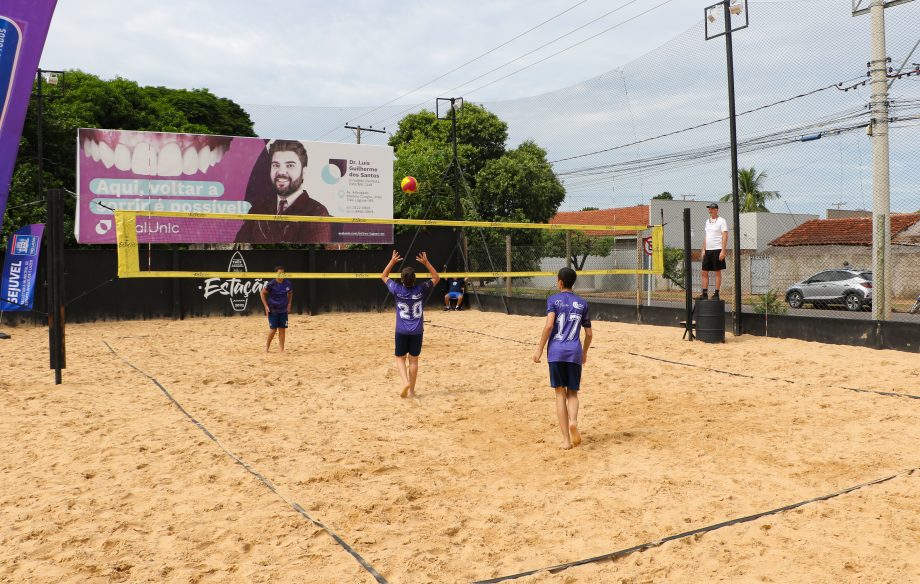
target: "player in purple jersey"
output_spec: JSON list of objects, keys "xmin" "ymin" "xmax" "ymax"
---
[
  {"xmin": 381, "ymin": 250, "xmax": 440, "ymax": 398},
  {"xmin": 260, "ymin": 266, "xmax": 293, "ymax": 353},
  {"xmin": 533, "ymin": 267, "xmax": 593, "ymax": 449}
]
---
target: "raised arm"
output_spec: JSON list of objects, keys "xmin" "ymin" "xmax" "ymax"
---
[
  {"xmin": 416, "ymin": 252, "xmax": 440, "ymax": 286},
  {"xmin": 381, "ymin": 250, "xmax": 402, "ymax": 284}
]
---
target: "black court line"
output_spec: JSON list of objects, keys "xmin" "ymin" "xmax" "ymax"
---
[
  {"xmin": 427, "ymin": 323, "xmax": 920, "ymax": 400},
  {"xmin": 103, "ymin": 341, "xmax": 389, "ymax": 584},
  {"xmin": 428, "ymin": 322, "xmax": 920, "ymax": 580},
  {"xmin": 472, "ymin": 469, "xmax": 918, "ymax": 583}
]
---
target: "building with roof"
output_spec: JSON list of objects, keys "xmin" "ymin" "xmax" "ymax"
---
[{"xmin": 765, "ymin": 214, "xmax": 920, "ymax": 298}]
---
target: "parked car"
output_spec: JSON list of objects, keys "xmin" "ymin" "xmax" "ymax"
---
[{"xmin": 785, "ymin": 269, "xmax": 872, "ymax": 311}]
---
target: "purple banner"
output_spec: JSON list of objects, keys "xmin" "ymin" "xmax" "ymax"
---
[
  {"xmin": 1, "ymin": 223, "xmax": 43, "ymax": 311},
  {"xmin": 76, "ymin": 129, "xmax": 394, "ymax": 245},
  {"xmin": 0, "ymin": 1, "xmax": 58, "ymax": 228}
]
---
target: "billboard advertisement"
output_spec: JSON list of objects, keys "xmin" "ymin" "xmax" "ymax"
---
[
  {"xmin": 0, "ymin": 1, "xmax": 58, "ymax": 227},
  {"xmin": 75, "ymin": 129, "xmax": 394, "ymax": 244},
  {"xmin": 0, "ymin": 223, "xmax": 43, "ymax": 311}
]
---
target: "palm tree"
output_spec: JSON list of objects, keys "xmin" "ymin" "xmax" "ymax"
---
[{"xmin": 720, "ymin": 167, "xmax": 779, "ymax": 212}]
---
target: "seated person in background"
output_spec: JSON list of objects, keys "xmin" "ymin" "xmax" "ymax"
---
[{"xmin": 443, "ymin": 267, "xmax": 469, "ymax": 311}]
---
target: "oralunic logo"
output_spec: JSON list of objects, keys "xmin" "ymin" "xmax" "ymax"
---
[{"xmin": 198, "ymin": 251, "xmax": 266, "ymax": 312}]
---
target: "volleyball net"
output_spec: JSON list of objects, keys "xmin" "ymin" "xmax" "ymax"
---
[{"xmin": 114, "ymin": 210, "xmax": 663, "ymax": 286}]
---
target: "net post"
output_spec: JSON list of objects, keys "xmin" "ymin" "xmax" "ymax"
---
[
  {"xmin": 114, "ymin": 211, "xmax": 140, "ymax": 277},
  {"xmin": 505, "ymin": 234, "xmax": 512, "ymax": 296},
  {"xmin": 565, "ymin": 231, "xmax": 572, "ymax": 269}
]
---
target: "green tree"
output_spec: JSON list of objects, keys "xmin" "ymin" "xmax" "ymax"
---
[
  {"xmin": 541, "ymin": 231, "xmax": 615, "ymax": 270},
  {"xmin": 581, "ymin": 206, "xmax": 599, "ymax": 211},
  {"xmin": 720, "ymin": 167, "xmax": 779, "ymax": 212},
  {"xmin": 662, "ymin": 246, "xmax": 686, "ymax": 289},
  {"xmin": 2, "ymin": 70, "xmax": 256, "ymax": 249},
  {"xmin": 472, "ymin": 141, "xmax": 564, "ymax": 224},
  {"xmin": 653, "ymin": 191, "xmax": 673, "ymax": 200}
]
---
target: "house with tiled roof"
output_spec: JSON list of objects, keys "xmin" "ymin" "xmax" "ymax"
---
[
  {"xmin": 765, "ymin": 214, "xmax": 920, "ymax": 298},
  {"xmin": 539, "ymin": 205, "xmax": 652, "ymax": 290}
]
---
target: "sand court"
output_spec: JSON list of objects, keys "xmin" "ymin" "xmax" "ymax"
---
[{"xmin": 1, "ymin": 310, "xmax": 919, "ymax": 583}]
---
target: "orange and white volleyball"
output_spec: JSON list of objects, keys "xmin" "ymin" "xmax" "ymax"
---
[{"xmin": 400, "ymin": 176, "xmax": 419, "ymax": 194}]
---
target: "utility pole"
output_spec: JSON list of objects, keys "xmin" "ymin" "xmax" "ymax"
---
[
  {"xmin": 705, "ymin": 0, "xmax": 748, "ymax": 336},
  {"xmin": 437, "ymin": 97, "xmax": 466, "ymax": 272},
  {"xmin": 344, "ymin": 124, "xmax": 386, "ymax": 144},
  {"xmin": 853, "ymin": 0, "xmax": 914, "ymax": 319},
  {"xmin": 34, "ymin": 68, "xmax": 67, "ymax": 384}
]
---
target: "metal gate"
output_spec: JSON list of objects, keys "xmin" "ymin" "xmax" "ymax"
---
[{"xmin": 750, "ymin": 255, "xmax": 770, "ymax": 294}]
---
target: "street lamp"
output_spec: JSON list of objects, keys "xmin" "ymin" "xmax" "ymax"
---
[{"xmin": 704, "ymin": 0, "xmax": 747, "ymax": 336}]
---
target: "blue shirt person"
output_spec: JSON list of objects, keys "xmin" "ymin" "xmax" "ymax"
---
[
  {"xmin": 533, "ymin": 267, "xmax": 593, "ymax": 450},
  {"xmin": 381, "ymin": 250, "xmax": 440, "ymax": 398},
  {"xmin": 260, "ymin": 266, "xmax": 293, "ymax": 352}
]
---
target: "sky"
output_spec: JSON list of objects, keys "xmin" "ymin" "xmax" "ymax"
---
[
  {"xmin": 41, "ymin": 0, "xmax": 709, "ymax": 107},
  {"xmin": 39, "ymin": 0, "xmax": 920, "ymax": 217}
]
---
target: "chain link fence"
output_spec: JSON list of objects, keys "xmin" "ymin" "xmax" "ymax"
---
[{"xmin": 242, "ymin": 0, "xmax": 920, "ymax": 322}]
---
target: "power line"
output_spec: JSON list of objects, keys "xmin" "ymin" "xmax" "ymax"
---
[
  {"xmin": 311, "ymin": 0, "xmax": 592, "ymax": 140},
  {"xmin": 366, "ymin": 0, "xmax": 664, "ymax": 129},
  {"xmin": 550, "ymin": 79, "xmax": 865, "ymax": 164}
]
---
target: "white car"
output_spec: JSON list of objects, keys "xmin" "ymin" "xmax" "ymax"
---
[{"xmin": 785, "ymin": 269, "xmax": 873, "ymax": 311}]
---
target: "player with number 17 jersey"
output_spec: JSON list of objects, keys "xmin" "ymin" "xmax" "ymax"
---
[
  {"xmin": 386, "ymin": 279, "xmax": 432, "ymax": 335},
  {"xmin": 546, "ymin": 291, "xmax": 592, "ymax": 364}
]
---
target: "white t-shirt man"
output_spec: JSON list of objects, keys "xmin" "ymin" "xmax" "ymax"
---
[{"xmin": 704, "ymin": 216, "xmax": 728, "ymax": 251}]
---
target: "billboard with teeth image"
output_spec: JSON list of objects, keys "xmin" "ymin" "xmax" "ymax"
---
[{"xmin": 76, "ymin": 128, "xmax": 394, "ymax": 245}]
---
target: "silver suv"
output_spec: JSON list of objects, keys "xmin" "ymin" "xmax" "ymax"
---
[{"xmin": 785, "ymin": 269, "xmax": 873, "ymax": 311}]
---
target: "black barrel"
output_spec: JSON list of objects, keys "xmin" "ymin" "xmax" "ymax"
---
[{"xmin": 696, "ymin": 299, "xmax": 725, "ymax": 343}]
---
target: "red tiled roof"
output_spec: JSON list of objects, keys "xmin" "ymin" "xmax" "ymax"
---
[
  {"xmin": 550, "ymin": 205, "xmax": 649, "ymax": 236},
  {"xmin": 769, "ymin": 214, "xmax": 920, "ymax": 247}
]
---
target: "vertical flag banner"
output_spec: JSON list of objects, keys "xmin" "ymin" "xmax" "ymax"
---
[
  {"xmin": 1, "ymin": 223, "xmax": 44, "ymax": 311},
  {"xmin": 0, "ymin": 0, "xmax": 58, "ymax": 227}
]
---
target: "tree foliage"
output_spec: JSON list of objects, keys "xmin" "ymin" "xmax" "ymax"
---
[
  {"xmin": 662, "ymin": 246, "xmax": 686, "ymax": 289},
  {"xmin": 653, "ymin": 191, "xmax": 673, "ymax": 200},
  {"xmin": 719, "ymin": 167, "xmax": 779, "ymax": 212},
  {"xmin": 388, "ymin": 103, "xmax": 563, "ymax": 226},
  {"xmin": 2, "ymin": 70, "xmax": 256, "ymax": 249},
  {"xmin": 541, "ymin": 231, "xmax": 615, "ymax": 270}
]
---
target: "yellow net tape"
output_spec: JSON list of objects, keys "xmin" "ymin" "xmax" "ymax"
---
[{"xmin": 115, "ymin": 210, "xmax": 664, "ymax": 279}]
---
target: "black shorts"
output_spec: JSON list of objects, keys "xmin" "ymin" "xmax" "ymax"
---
[
  {"xmin": 395, "ymin": 332, "xmax": 423, "ymax": 357},
  {"xmin": 548, "ymin": 361, "xmax": 582, "ymax": 391},
  {"xmin": 702, "ymin": 249, "xmax": 726, "ymax": 271}
]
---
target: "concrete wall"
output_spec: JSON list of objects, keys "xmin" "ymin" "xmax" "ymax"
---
[{"xmin": 763, "ymin": 244, "xmax": 920, "ymax": 298}]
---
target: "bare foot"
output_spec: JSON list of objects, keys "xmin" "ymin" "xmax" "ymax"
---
[
  {"xmin": 400, "ymin": 385, "xmax": 410, "ymax": 398},
  {"xmin": 560, "ymin": 442, "xmax": 573, "ymax": 450},
  {"xmin": 406, "ymin": 389, "xmax": 417, "ymax": 399},
  {"xmin": 569, "ymin": 424, "xmax": 581, "ymax": 447}
]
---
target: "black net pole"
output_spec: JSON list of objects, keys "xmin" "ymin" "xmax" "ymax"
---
[{"xmin": 683, "ymin": 208, "xmax": 694, "ymax": 341}]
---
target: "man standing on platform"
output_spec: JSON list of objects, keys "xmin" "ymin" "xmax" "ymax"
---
[{"xmin": 699, "ymin": 203, "xmax": 728, "ymax": 300}]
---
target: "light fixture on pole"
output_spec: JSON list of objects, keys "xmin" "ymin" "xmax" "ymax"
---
[{"xmin": 704, "ymin": 0, "xmax": 747, "ymax": 337}]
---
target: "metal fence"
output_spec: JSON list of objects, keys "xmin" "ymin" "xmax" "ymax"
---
[{"xmin": 241, "ymin": 0, "xmax": 920, "ymax": 322}]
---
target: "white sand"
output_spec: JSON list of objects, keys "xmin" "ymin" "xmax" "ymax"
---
[{"xmin": 1, "ymin": 310, "xmax": 919, "ymax": 583}]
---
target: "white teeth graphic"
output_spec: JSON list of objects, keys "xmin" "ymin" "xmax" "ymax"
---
[
  {"xmin": 182, "ymin": 147, "xmax": 199, "ymax": 175},
  {"xmin": 131, "ymin": 142, "xmax": 157, "ymax": 175},
  {"xmin": 98, "ymin": 142, "xmax": 115, "ymax": 168},
  {"xmin": 114, "ymin": 144, "xmax": 132, "ymax": 171},
  {"xmin": 83, "ymin": 135, "xmax": 230, "ymax": 176},
  {"xmin": 197, "ymin": 145, "xmax": 212, "ymax": 174},
  {"xmin": 158, "ymin": 142, "xmax": 182, "ymax": 177}
]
